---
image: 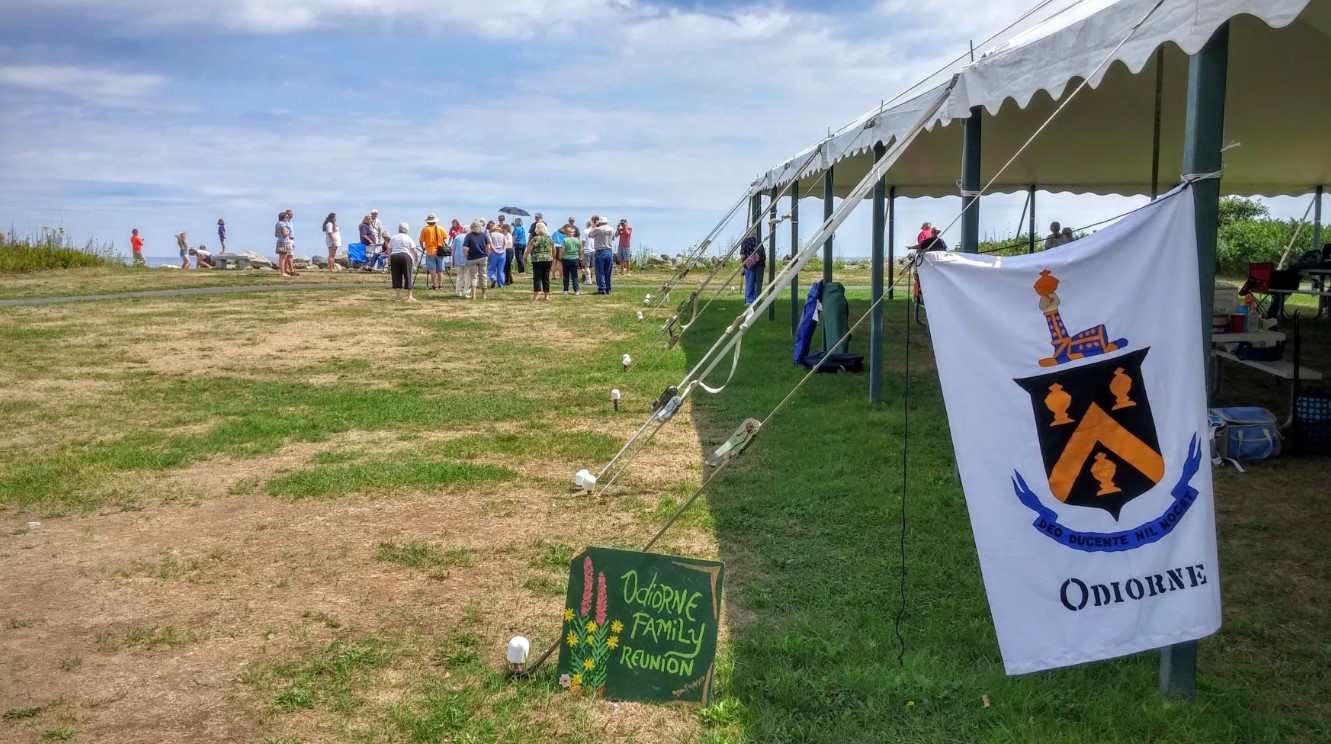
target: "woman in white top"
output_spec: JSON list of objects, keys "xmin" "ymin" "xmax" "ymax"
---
[
  {"xmin": 322, "ymin": 213, "xmax": 340, "ymax": 272},
  {"xmin": 387, "ymin": 222, "xmax": 421, "ymax": 302},
  {"xmin": 487, "ymin": 220, "xmax": 508, "ymax": 289}
]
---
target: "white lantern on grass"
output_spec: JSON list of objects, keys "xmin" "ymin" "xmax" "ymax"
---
[
  {"xmin": 574, "ymin": 469, "xmax": 597, "ymax": 492},
  {"xmin": 506, "ymin": 635, "xmax": 530, "ymax": 671}
]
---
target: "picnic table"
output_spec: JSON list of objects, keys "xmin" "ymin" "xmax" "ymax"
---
[
  {"xmin": 1211, "ymin": 328, "xmax": 1323, "ymax": 428},
  {"xmin": 1269, "ymin": 266, "xmax": 1331, "ymax": 318}
]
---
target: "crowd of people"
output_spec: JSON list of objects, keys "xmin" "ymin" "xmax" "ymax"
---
[
  {"xmin": 128, "ymin": 210, "xmax": 637, "ymax": 300},
  {"xmin": 332, "ymin": 211, "xmax": 635, "ymax": 301}
]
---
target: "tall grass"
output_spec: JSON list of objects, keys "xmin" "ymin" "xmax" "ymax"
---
[{"xmin": 0, "ymin": 227, "xmax": 123, "ymax": 272}]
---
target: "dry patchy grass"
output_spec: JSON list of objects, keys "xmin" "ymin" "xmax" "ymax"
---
[{"xmin": 0, "ymin": 280, "xmax": 719, "ymax": 744}]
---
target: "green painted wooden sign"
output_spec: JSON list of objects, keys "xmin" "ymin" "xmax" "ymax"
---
[{"xmin": 556, "ymin": 547, "xmax": 724, "ymax": 706}]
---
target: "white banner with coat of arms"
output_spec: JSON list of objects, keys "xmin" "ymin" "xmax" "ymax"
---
[{"xmin": 918, "ymin": 185, "xmax": 1221, "ymax": 675}]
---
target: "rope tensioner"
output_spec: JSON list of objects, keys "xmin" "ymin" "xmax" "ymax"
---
[
  {"xmin": 654, "ymin": 396, "xmax": 683, "ymax": 423},
  {"xmin": 651, "ymin": 386, "xmax": 679, "ymax": 412},
  {"xmin": 704, "ymin": 418, "xmax": 761, "ymax": 467}
]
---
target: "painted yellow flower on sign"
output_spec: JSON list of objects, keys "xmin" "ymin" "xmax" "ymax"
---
[
  {"xmin": 584, "ymin": 658, "xmax": 595, "ymax": 671},
  {"xmin": 564, "ymin": 608, "xmax": 574, "ymax": 621},
  {"xmin": 566, "ymin": 631, "xmax": 579, "ymax": 647},
  {"xmin": 606, "ymin": 635, "xmax": 619, "ymax": 649},
  {"xmin": 611, "ymin": 620, "xmax": 624, "ymax": 633},
  {"xmin": 586, "ymin": 620, "xmax": 598, "ymax": 633}
]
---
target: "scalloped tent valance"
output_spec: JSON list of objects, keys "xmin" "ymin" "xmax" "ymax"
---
[{"xmin": 757, "ymin": 0, "xmax": 1327, "ymax": 199}]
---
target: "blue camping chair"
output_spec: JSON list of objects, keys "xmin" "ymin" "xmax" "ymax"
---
[{"xmin": 348, "ymin": 242, "xmax": 368, "ymax": 268}]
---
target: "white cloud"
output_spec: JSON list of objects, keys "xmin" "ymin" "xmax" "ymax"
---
[
  {"xmin": 0, "ymin": 63, "xmax": 167, "ymax": 108},
  {"xmin": 31, "ymin": 0, "xmax": 633, "ymax": 37},
  {"xmin": 10, "ymin": 0, "xmax": 1287, "ymax": 264}
]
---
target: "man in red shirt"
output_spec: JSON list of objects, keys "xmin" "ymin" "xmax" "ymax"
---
[
  {"xmin": 131, "ymin": 228, "xmax": 145, "ymax": 267},
  {"xmin": 616, "ymin": 219, "xmax": 633, "ymax": 276}
]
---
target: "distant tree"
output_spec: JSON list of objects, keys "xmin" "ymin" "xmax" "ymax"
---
[{"xmin": 1218, "ymin": 196, "xmax": 1268, "ymax": 226}]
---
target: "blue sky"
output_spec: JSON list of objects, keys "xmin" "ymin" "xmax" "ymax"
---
[{"xmin": 0, "ymin": 0, "xmax": 1311, "ymax": 263}]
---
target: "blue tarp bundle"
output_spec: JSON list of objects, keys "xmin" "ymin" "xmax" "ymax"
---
[
  {"xmin": 793, "ymin": 280, "xmax": 864, "ymax": 373},
  {"xmin": 793, "ymin": 280, "xmax": 822, "ymax": 364}
]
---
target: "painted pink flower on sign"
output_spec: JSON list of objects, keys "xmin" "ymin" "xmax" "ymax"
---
[
  {"xmin": 563, "ymin": 554, "xmax": 620, "ymax": 697},
  {"xmin": 581, "ymin": 556, "xmax": 594, "ymax": 617}
]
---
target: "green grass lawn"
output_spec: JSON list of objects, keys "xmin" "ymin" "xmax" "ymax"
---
[
  {"xmin": 0, "ymin": 269, "xmax": 1326, "ymax": 743},
  {"xmin": 675, "ymin": 290, "xmax": 1330, "ymax": 743}
]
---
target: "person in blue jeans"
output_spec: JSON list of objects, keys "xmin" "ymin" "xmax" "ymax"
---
[
  {"xmin": 595, "ymin": 249, "xmax": 614, "ymax": 294},
  {"xmin": 587, "ymin": 216, "xmax": 617, "ymax": 294},
  {"xmin": 487, "ymin": 221, "xmax": 508, "ymax": 288},
  {"xmin": 740, "ymin": 235, "xmax": 765, "ymax": 304}
]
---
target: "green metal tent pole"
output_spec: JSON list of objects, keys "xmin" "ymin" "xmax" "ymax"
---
[
  {"xmin": 768, "ymin": 186, "xmax": 778, "ymax": 321},
  {"xmin": 1313, "ymin": 185, "xmax": 1323, "ymax": 254},
  {"xmin": 823, "ymin": 167, "xmax": 835, "ymax": 283},
  {"xmin": 1151, "ymin": 47, "xmax": 1166, "ymax": 200},
  {"xmin": 1184, "ymin": 21, "xmax": 1228, "ymax": 423},
  {"xmin": 870, "ymin": 143, "xmax": 887, "ymax": 404},
  {"xmin": 961, "ymin": 106, "xmax": 982, "ymax": 254},
  {"xmin": 888, "ymin": 185, "xmax": 896, "ymax": 300},
  {"xmin": 1029, "ymin": 186, "xmax": 1037, "ymax": 253},
  {"xmin": 1315, "ymin": 186, "xmax": 1324, "ymax": 317},
  {"xmin": 748, "ymin": 192, "xmax": 757, "ymax": 241},
  {"xmin": 1164, "ymin": 20, "xmax": 1229, "ymax": 703},
  {"xmin": 790, "ymin": 181, "xmax": 800, "ymax": 334},
  {"xmin": 751, "ymin": 191, "xmax": 763, "ymax": 300}
]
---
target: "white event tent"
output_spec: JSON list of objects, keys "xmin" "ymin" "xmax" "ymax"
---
[
  {"xmin": 720, "ymin": 0, "xmax": 1328, "ymax": 697},
  {"xmin": 758, "ymin": 0, "xmax": 1328, "ymax": 199}
]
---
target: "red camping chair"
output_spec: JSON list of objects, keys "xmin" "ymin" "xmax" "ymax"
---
[{"xmin": 1238, "ymin": 262, "xmax": 1275, "ymax": 316}]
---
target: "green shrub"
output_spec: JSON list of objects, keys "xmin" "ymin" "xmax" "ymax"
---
[
  {"xmin": 1217, "ymin": 218, "xmax": 1305, "ymax": 273},
  {"xmin": 0, "ymin": 228, "xmax": 123, "ymax": 272}
]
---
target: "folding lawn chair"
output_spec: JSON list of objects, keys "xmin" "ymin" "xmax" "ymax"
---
[
  {"xmin": 1238, "ymin": 262, "xmax": 1274, "ymax": 317},
  {"xmin": 348, "ymin": 242, "xmax": 368, "ymax": 269},
  {"xmin": 1236, "ymin": 261, "xmax": 1301, "ymax": 321}
]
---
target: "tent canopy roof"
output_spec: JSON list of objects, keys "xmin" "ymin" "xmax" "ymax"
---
[{"xmin": 759, "ymin": 0, "xmax": 1327, "ymax": 199}]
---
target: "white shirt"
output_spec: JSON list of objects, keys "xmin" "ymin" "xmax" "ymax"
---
[
  {"xmin": 325, "ymin": 221, "xmax": 340, "ymax": 247},
  {"xmin": 489, "ymin": 231, "xmax": 507, "ymax": 254},
  {"xmin": 388, "ymin": 233, "xmax": 418, "ymax": 256},
  {"xmin": 370, "ymin": 218, "xmax": 385, "ymax": 245}
]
